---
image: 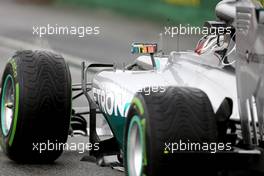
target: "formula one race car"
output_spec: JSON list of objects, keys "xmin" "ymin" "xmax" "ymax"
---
[{"xmin": 0, "ymin": 0, "xmax": 264, "ymax": 175}]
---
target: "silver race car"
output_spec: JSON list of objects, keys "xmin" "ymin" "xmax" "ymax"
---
[{"xmin": 0, "ymin": 0, "xmax": 264, "ymax": 175}]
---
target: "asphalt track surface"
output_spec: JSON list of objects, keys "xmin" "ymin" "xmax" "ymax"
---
[{"xmin": 0, "ymin": 1, "xmax": 262, "ymax": 176}]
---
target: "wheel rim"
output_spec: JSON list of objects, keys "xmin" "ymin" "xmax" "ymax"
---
[
  {"xmin": 127, "ymin": 115, "xmax": 144, "ymax": 176},
  {"xmin": 1, "ymin": 75, "xmax": 15, "ymax": 136}
]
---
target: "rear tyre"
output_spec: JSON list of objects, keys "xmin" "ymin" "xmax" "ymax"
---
[
  {"xmin": 0, "ymin": 50, "xmax": 71, "ymax": 163},
  {"xmin": 124, "ymin": 86, "xmax": 218, "ymax": 176}
]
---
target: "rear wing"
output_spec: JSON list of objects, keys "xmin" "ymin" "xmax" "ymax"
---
[
  {"xmin": 235, "ymin": 2, "xmax": 264, "ymax": 147},
  {"xmin": 215, "ymin": 0, "xmax": 263, "ymax": 25}
]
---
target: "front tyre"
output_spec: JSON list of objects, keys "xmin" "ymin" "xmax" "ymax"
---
[{"xmin": 0, "ymin": 50, "xmax": 72, "ymax": 163}]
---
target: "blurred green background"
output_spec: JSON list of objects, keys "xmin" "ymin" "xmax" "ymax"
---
[{"xmin": 55, "ymin": 0, "xmax": 219, "ymax": 24}]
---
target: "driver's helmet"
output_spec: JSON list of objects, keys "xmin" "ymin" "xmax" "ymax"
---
[{"xmin": 195, "ymin": 35, "xmax": 227, "ymax": 55}]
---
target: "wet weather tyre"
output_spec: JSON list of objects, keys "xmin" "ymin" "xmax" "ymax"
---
[
  {"xmin": 124, "ymin": 87, "xmax": 218, "ymax": 176},
  {"xmin": 0, "ymin": 50, "xmax": 72, "ymax": 163}
]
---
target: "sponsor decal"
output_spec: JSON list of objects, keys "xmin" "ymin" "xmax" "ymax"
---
[
  {"xmin": 93, "ymin": 84, "xmax": 166, "ymax": 118},
  {"xmin": 93, "ymin": 87, "xmax": 131, "ymax": 118}
]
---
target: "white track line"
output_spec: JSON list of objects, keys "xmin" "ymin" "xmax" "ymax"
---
[{"xmin": 0, "ymin": 36, "xmax": 91, "ymax": 67}]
